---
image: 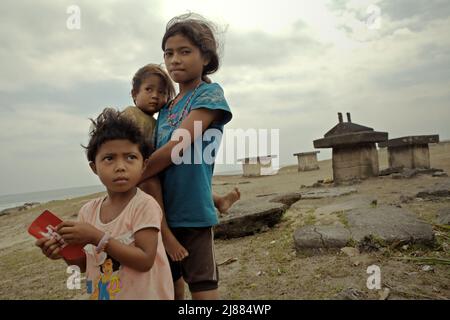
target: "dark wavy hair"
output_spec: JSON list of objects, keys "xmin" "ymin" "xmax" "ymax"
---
[
  {"xmin": 131, "ymin": 63, "xmax": 175, "ymax": 104},
  {"xmin": 100, "ymin": 255, "xmax": 121, "ymax": 273},
  {"xmin": 83, "ymin": 108, "xmax": 151, "ymax": 162},
  {"xmin": 162, "ymin": 13, "xmax": 219, "ymax": 82}
]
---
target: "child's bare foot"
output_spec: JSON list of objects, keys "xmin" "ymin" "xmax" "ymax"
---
[
  {"xmin": 216, "ymin": 187, "xmax": 241, "ymax": 214},
  {"xmin": 163, "ymin": 232, "xmax": 188, "ymax": 262}
]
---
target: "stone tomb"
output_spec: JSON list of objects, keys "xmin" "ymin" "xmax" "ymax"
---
[
  {"xmin": 293, "ymin": 151, "xmax": 320, "ymax": 171},
  {"xmin": 293, "ymin": 205, "xmax": 435, "ymax": 251},
  {"xmin": 313, "ymin": 112, "xmax": 388, "ymax": 184},
  {"xmin": 237, "ymin": 155, "xmax": 277, "ymax": 177},
  {"xmin": 378, "ymin": 135, "xmax": 439, "ymax": 169}
]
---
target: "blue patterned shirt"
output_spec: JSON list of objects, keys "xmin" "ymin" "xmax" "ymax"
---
[{"xmin": 155, "ymin": 82, "xmax": 232, "ymax": 227}]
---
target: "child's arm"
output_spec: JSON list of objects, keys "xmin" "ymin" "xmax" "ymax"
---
[
  {"xmin": 141, "ymin": 108, "xmax": 223, "ymax": 183},
  {"xmin": 140, "ymin": 177, "xmax": 189, "ymax": 261},
  {"xmin": 57, "ymin": 222, "xmax": 158, "ymax": 272},
  {"xmin": 98, "ymin": 228, "xmax": 158, "ymax": 272}
]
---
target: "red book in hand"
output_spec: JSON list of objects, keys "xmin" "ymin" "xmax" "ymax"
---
[{"xmin": 28, "ymin": 210, "xmax": 85, "ymax": 261}]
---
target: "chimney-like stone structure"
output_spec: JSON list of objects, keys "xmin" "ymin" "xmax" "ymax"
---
[{"xmin": 313, "ymin": 113, "xmax": 388, "ymax": 184}]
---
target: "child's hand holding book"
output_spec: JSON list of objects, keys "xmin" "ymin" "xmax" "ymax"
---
[{"xmin": 29, "ymin": 210, "xmax": 86, "ymax": 261}]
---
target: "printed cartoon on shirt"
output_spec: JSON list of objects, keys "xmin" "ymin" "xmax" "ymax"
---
[{"xmin": 90, "ymin": 255, "xmax": 122, "ymax": 300}]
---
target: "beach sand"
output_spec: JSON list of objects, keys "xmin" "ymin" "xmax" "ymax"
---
[{"xmin": 1, "ymin": 146, "xmax": 449, "ymax": 299}]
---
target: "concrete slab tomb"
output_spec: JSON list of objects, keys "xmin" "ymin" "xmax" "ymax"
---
[
  {"xmin": 293, "ymin": 151, "xmax": 320, "ymax": 171},
  {"xmin": 237, "ymin": 155, "xmax": 278, "ymax": 177},
  {"xmin": 313, "ymin": 112, "xmax": 388, "ymax": 184},
  {"xmin": 378, "ymin": 135, "xmax": 439, "ymax": 169},
  {"xmin": 293, "ymin": 205, "xmax": 435, "ymax": 252}
]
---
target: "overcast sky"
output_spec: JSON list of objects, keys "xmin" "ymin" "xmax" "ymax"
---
[{"xmin": 1, "ymin": 0, "xmax": 449, "ymax": 195}]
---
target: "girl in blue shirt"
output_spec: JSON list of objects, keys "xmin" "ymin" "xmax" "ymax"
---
[{"xmin": 141, "ymin": 13, "xmax": 232, "ymax": 300}]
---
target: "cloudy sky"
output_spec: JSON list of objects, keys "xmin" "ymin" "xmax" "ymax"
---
[{"xmin": 1, "ymin": 0, "xmax": 449, "ymax": 195}]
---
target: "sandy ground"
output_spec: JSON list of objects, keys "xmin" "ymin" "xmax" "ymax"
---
[{"xmin": 0, "ymin": 146, "xmax": 449, "ymax": 300}]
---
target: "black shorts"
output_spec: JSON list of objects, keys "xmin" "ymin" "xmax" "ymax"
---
[{"xmin": 168, "ymin": 227, "xmax": 219, "ymax": 293}]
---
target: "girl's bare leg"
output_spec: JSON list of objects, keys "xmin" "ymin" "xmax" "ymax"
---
[
  {"xmin": 139, "ymin": 178, "xmax": 189, "ymax": 261},
  {"xmin": 174, "ymin": 278, "xmax": 186, "ymax": 300},
  {"xmin": 213, "ymin": 187, "xmax": 241, "ymax": 214},
  {"xmin": 191, "ymin": 289, "xmax": 219, "ymax": 300}
]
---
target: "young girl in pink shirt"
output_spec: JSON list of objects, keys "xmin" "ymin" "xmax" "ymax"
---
[{"xmin": 35, "ymin": 108, "xmax": 174, "ymax": 300}]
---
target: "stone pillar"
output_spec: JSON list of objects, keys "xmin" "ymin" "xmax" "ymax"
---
[{"xmin": 332, "ymin": 144, "xmax": 379, "ymax": 183}]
